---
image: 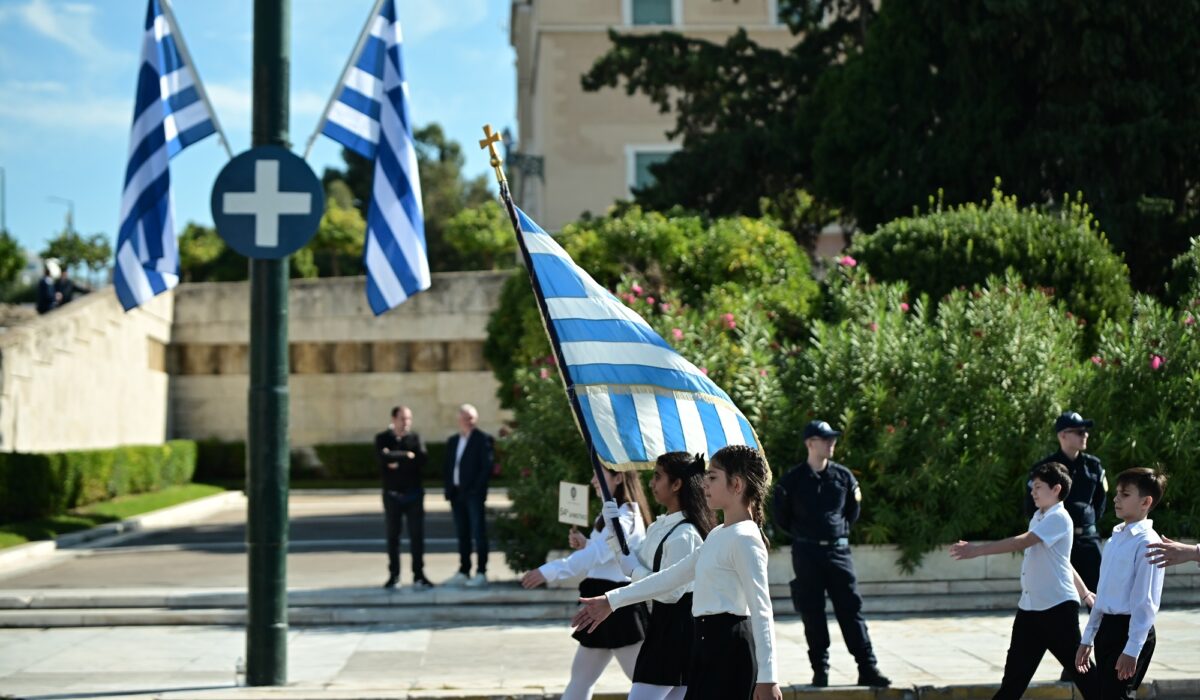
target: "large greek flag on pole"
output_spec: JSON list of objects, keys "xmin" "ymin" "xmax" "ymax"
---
[
  {"xmin": 514, "ymin": 206, "xmax": 759, "ymax": 471},
  {"xmin": 316, "ymin": 0, "xmax": 430, "ymax": 315},
  {"xmin": 115, "ymin": 0, "xmax": 221, "ymax": 311}
]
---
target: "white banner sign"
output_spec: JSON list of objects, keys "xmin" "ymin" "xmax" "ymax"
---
[{"xmin": 558, "ymin": 481, "xmax": 589, "ymax": 527}]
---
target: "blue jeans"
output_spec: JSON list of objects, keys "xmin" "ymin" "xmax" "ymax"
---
[{"xmin": 450, "ymin": 492, "xmax": 488, "ymax": 575}]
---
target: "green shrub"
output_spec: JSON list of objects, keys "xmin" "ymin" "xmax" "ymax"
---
[
  {"xmin": 848, "ymin": 188, "xmax": 1132, "ymax": 340},
  {"xmin": 485, "ymin": 207, "xmax": 818, "ymax": 408},
  {"xmin": 1165, "ymin": 237, "xmax": 1200, "ymax": 308},
  {"xmin": 0, "ymin": 441, "xmax": 197, "ymax": 524},
  {"xmin": 194, "ymin": 439, "xmax": 247, "ymax": 482},
  {"xmin": 1073, "ymin": 295, "xmax": 1200, "ymax": 537},
  {"xmin": 769, "ymin": 269, "xmax": 1084, "ymax": 570},
  {"xmin": 196, "ymin": 439, "xmax": 450, "ymax": 484}
]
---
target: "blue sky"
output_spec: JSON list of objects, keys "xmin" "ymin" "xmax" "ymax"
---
[{"xmin": 0, "ymin": 0, "xmax": 515, "ymax": 255}]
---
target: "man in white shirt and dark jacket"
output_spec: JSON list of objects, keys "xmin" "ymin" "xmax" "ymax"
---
[
  {"xmin": 442, "ymin": 404, "xmax": 495, "ymax": 588},
  {"xmin": 773, "ymin": 420, "xmax": 890, "ymax": 688},
  {"xmin": 375, "ymin": 405, "xmax": 431, "ymax": 590}
]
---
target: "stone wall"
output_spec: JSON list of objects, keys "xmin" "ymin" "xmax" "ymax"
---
[
  {"xmin": 0, "ymin": 289, "xmax": 173, "ymax": 452},
  {"xmin": 169, "ymin": 271, "xmax": 512, "ymax": 446}
]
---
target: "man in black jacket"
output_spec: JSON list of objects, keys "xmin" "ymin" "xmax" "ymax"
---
[
  {"xmin": 443, "ymin": 403, "xmax": 494, "ymax": 588},
  {"xmin": 773, "ymin": 420, "xmax": 890, "ymax": 688},
  {"xmin": 375, "ymin": 405, "xmax": 431, "ymax": 590}
]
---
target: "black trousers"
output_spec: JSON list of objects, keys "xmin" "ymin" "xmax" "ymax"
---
[
  {"xmin": 993, "ymin": 600, "xmax": 1097, "ymax": 700},
  {"xmin": 1072, "ymin": 536, "xmax": 1103, "ymax": 593},
  {"xmin": 684, "ymin": 614, "xmax": 756, "ymax": 700},
  {"xmin": 383, "ymin": 490, "xmax": 425, "ymax": 578},
  {"xmin": 791, "ymin": 542, "xmax": 876, "ymax": 671},
  {"xmin": 450, "ymin": 492, "xmax": 488, "ymax": 575},
  {"xmin": 1093, "ymin": 614, "xmax": 1155, "ymax": 700}
]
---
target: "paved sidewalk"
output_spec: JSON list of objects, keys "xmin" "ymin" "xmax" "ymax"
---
[{"xmin": 2, "ymin": 609, "xmax": 1199, "ymax": 699}]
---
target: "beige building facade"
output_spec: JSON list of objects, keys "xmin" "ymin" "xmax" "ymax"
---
[{"xmin": 509, "ymin": 0, "xmax": 846, "ymax": 257}]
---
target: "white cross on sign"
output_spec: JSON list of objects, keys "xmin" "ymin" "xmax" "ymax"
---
[{"xmin": 222, "ymin": 160, "xmax": 312, "ymax": 248}]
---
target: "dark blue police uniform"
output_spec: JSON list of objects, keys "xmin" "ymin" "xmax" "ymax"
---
[{"xmin": 773, "ymin": 423, "xmax": 887, "ymax": 687}]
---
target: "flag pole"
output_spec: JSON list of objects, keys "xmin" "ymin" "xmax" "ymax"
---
[
  {"xmin": 479, "ymin": 124, "xmax": 630, "ymax": 555},
  {"xmin": 302, "ymin": 0, "xmax": 386, "ymax": 159},
  {"xmin": 159, "ymin": 0, "xmax": 234, "ymax": 159}
]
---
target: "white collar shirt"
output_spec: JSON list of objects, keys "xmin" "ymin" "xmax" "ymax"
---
[
  {"xmin": 628, "ymin": 510, "xmax": 703, "ymax": 603},
  {"xmin": 606, "ymin": 521, "xmax": 777, "ymax": 684},
  {"xmin": 1019, "ymin": 501, "xmax": 1079, "ymax": 611},
  {"xmin": 453, "ymin": 431, "xmax": 471, "ymax": 487},
  {"xmin": 1081, "ymin": 519, "xmax": 1164, "ymax": 658},
  {"xmin": 537, "ymin": 503, "xmax": 646, "ymax": 583}
]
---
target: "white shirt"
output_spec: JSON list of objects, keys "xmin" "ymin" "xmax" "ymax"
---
[
  {"xmin": 623, "ymin": 510, "xmax": 704, "ymax": 604},
  {"xmin": 1081, "ymin": 519, "xmax": 1164, "ymax": 658},
  {"xmin": 1019, "ymin": 501, "xmax": 1079, "ymax": 611},
  {"xmin": 453, "ymin": 431, "xmax": 470, "ymax": 487},
  {"xmin": 606, "ymin": 520, "xmax": 777, "ymax": 684},
  {"xmin": 539, "ymin": 503, "xmax": 646, "ymax": 583}
]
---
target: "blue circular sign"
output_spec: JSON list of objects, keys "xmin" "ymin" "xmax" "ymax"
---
[{"xmin": 210, "ymin": 146, "xmax": 324, "ymax": 260}]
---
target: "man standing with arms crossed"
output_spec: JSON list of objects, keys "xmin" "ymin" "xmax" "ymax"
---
[
  {"xmin": 773, "ymin": 420, "xmax": 890, "ymax": 688},
  {"xmin": 376, "ymin": 405, "xmax": 432, "ymax": 590}
]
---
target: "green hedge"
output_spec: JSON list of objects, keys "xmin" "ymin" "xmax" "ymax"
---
[
  {"xmin": 195, "ymin": 439, "xmax": 450, "ymax": 483},
  {"xmin": 848, "ymin": 188, "xmax": 1132, "ymax": 342},
  {"xmin": 0, "ymin": 441, "xmax": 197, "ymax": 524}
]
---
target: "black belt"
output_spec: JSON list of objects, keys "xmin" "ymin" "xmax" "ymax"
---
[
  {"xmin": 1074, "ymin": 525, "xmax": 1098, "ymax": 537},
  {"xmin": 794, "ymin": 537, "xmax": 849, "ymax": 547}
]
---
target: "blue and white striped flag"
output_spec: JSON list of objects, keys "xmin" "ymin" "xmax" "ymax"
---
[
  {"xmin": 319, "ymin": 0, "xmax": 430, "ymax": 315},
  {"xmin": 115, "ymin": 0, "xmax": 219, "ymax": 311},
  {"xmin": 514, "ymin": 206, "xmax": 759, "ymax": 471}
]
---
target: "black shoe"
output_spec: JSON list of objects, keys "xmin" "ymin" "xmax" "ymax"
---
[
  {"xmin": 412, "ymin": 576, "xmax": 434, "ymax": 590},
  {"xmin": 857, "ymin": 666, "xmax": 891, "ymax": 687},
  {"xmin": 383, "ymin": 576, "xmax": 398, "ymax": 589},
  {"xmin": 811, "ymin": 670, "xmax": 829, "ymax": 687}
]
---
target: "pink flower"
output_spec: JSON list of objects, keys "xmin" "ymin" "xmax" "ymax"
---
[
  {"xmin": 621, "ymin": 293, "xmax": 635, "ymax": 304},
  {"xmin": 660, "ymin": 303, "xmax": 671, "ymax": 312},
  {"xmin": 1150, "ymin": 354, "xmax": 1165, "ymax": 371},
  {"xmin": 838, "ymin": 255, "xmax": 858, "ymax": 267},
  {"xmin": 646, "ymin": 296, "xmax": 655, "ymax": 305},
  {"xmin": 671, "ymin": 328, "xmax": 684, "ymax": 341},
  {"xmin": 631, "ymin": 283, "xmax": 643, "ymax": 296},
  {"xmin": 886, "ymin": 425, "xmax": 895, "ymax": 434},
  {"xmin": 539, "ymin": 368, "xmax": 551, "ymax": 380},
  {"xmin": 900, "ymin": 302, "xmax": 910, "ymax": 312},
  {"xmin": 722, "ymin": 313, "xmax": 736, "ymax": 330},
  {"xmin": 869, "ymin": 322, "xmax": 879, "ymax": 332},
  {"xmin": 520, "ymin": 468, "xmax": 532, "ymax": 478},
  {"xmin": 1185, "ymin": 315, "xmax": 1196, "ymax": 326},
  {"xmin": 699, "ymin": 367, "xmax": 709, "ymax": 376},
  {"xmin": 759, "ymin": 369, "xmax": 768, "ymax": 377},
  {"xmin": 1090, "ymin": 356, "xmax": 1104, "ymax": 366}
]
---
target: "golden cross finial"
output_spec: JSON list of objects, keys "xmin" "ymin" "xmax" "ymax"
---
[{"xmin": 479, "ymin": 124, "xmax": 507, "ymax": 184}]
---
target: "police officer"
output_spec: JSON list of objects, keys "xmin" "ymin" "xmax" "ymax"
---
[
  {"xmin": 773, "ymin": 420, "xmax": 890, "ymax": 688},
  {"xmin": 1026, "ymin": 411, "xmax": 1107, "ymax": 592}
]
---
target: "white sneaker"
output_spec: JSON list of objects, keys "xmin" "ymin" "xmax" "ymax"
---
[
  {"xmin": 443, "ymin": 572, "xmax": 470, "ymax": 587},
  {"xmin": 464, "ymin": 572, "xmax": 488, "ymax": 588}
]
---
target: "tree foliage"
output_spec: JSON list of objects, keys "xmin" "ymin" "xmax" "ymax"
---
[
  {"xmin": 177, "ymin": 222, "xmax": 316, "ymax": 282},
  {"xmin": 443, "ymin": 200, "xmax": 516, "ymax": 270},
  {"xmin": 40, "ymin": 230, "xmax": 111, "ymax": 282},
  {"xmin": 584, "ymin": 0, "xmax": 1200, "ymax": 290},
  {"xmin": 308, "ymin": 180, "xmax": 366, "ymax": 277},
  {"xmin": 0, "ymin": 231, "xmax": 25, "ymax": 289}
]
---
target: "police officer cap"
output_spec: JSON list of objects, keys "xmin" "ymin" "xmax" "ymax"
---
[
  {"xmin": 1054, "ymin": 411, "xmax": 1094, "ymax": 433},
  {"xmin": 803, "ymin": 420, "xmax": 842, "ymax": 440}
]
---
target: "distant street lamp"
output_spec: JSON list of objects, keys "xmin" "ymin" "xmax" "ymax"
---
[
  {"xmin": 47, "ymin": 195, "xmax": 75, "ymax": 235},
  {"xmin": 1, "ymin": 166, "xmax": 7, "ymax": 234}
]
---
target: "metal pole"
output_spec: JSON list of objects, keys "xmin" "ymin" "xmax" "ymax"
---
[
  {"xmin": 246, "ymin": 0, "xmax": 290, "ymax": 686},
  {"xmin": 1, "ymin": 166, "xmax": 6, "ymax": 234},
  {"xmin": 47, "ymin": 196, "xmax": 74, "ymax": 234}
]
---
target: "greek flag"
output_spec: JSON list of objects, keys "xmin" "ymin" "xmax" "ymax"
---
[
  {"xmin": 115, "ymin": 0, "xmax": 220, "ymax": 311},
  {"xmin": 318, "ymin": 0, "xmax": 429, "ymax": 315},
  {"xmin": 514, "ymin": 207, "xmax": 759, "ymax": 470}
]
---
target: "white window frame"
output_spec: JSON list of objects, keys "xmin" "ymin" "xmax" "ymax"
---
[
  {"xmin": 625, "ymin": 144, "xmax": 683, "ymax": 195},
  {"xmin": 623, "ymin": 0, "xmax": 684, "ymax": 28}
]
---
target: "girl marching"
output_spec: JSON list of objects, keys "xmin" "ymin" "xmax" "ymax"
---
[
  {"xmin": 521, "ymin": 466, "xmax": 652, "ymax": 700},
  {"xmin": 574, "ymin": 445, "xmax": 782, "ymax": 700}
]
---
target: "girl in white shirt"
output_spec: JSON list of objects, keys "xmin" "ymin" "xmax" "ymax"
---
[
  {"xmin": 602, "ymin": 452, "xmax": 715, "ymax": 700},
  {"xmin": 521, "ymin": 466, "xmax": 652, "ymax": 700},
  {"xmin": 574, "ymin": 445, "xmax": 783, "ymax": 700}
]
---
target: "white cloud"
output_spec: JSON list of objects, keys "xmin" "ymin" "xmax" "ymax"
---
[
  {"xmin": 205, "ymin": 81, "xmax": 329, "ymax": 134},
  {"xmin": 0, "ymin": 82, "xmax": 130, "ymax": 130},
  {"xmin": 14, "ymin": 0, "xmax": 131, "ymax": 68}
]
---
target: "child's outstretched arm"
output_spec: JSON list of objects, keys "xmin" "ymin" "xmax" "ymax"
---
[{"xmin": 950, "ymin": 531, "xmax": 1040, "ymax": 559}]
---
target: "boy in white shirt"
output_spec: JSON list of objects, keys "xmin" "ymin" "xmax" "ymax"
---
[
  {"xmin": 1075, "ymin": 467, "xmax": 1167, "ymax": 700},
  {"xmin": 951, "ymin": 462, "xmax": 1097, "ymax": 700}
]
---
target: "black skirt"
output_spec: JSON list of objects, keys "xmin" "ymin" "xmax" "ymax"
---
[
  {"xmin": 632, "ymin": 593, "xmax": 694, "ymax": 686},
  {"xmin": 572, "ymin": 578, "xmax": 650, "ymax": 649},
  {"xmin": 684, "ymin": 613, "xmax": 756, "ymax": 700}
]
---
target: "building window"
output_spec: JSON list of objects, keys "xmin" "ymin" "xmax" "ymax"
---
[
  {"xmin": 631, "ymin": 0, "xmax": 674, "ymax": 26},
  {"xmin": 627, "ymin": 146, "xmax": 679, "ymax": 192}
]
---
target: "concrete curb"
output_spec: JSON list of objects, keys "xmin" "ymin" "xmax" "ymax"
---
[{"xmin": 0, "ymin": 490, "xmax": 245, "ymax": 575}]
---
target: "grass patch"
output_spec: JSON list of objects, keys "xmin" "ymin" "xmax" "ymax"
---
[{"xmin": 0, "ymin": 483, "xmax": 225, "ymax": 550}]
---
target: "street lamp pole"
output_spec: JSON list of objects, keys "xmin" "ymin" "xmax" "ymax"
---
[
  {"xmin": 47, "ymin": 195, "xmax": 74, "ymax": 235},
  {"xmin": 1, "ymin": 166, "xmax": 7, "ymax": 234}
]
